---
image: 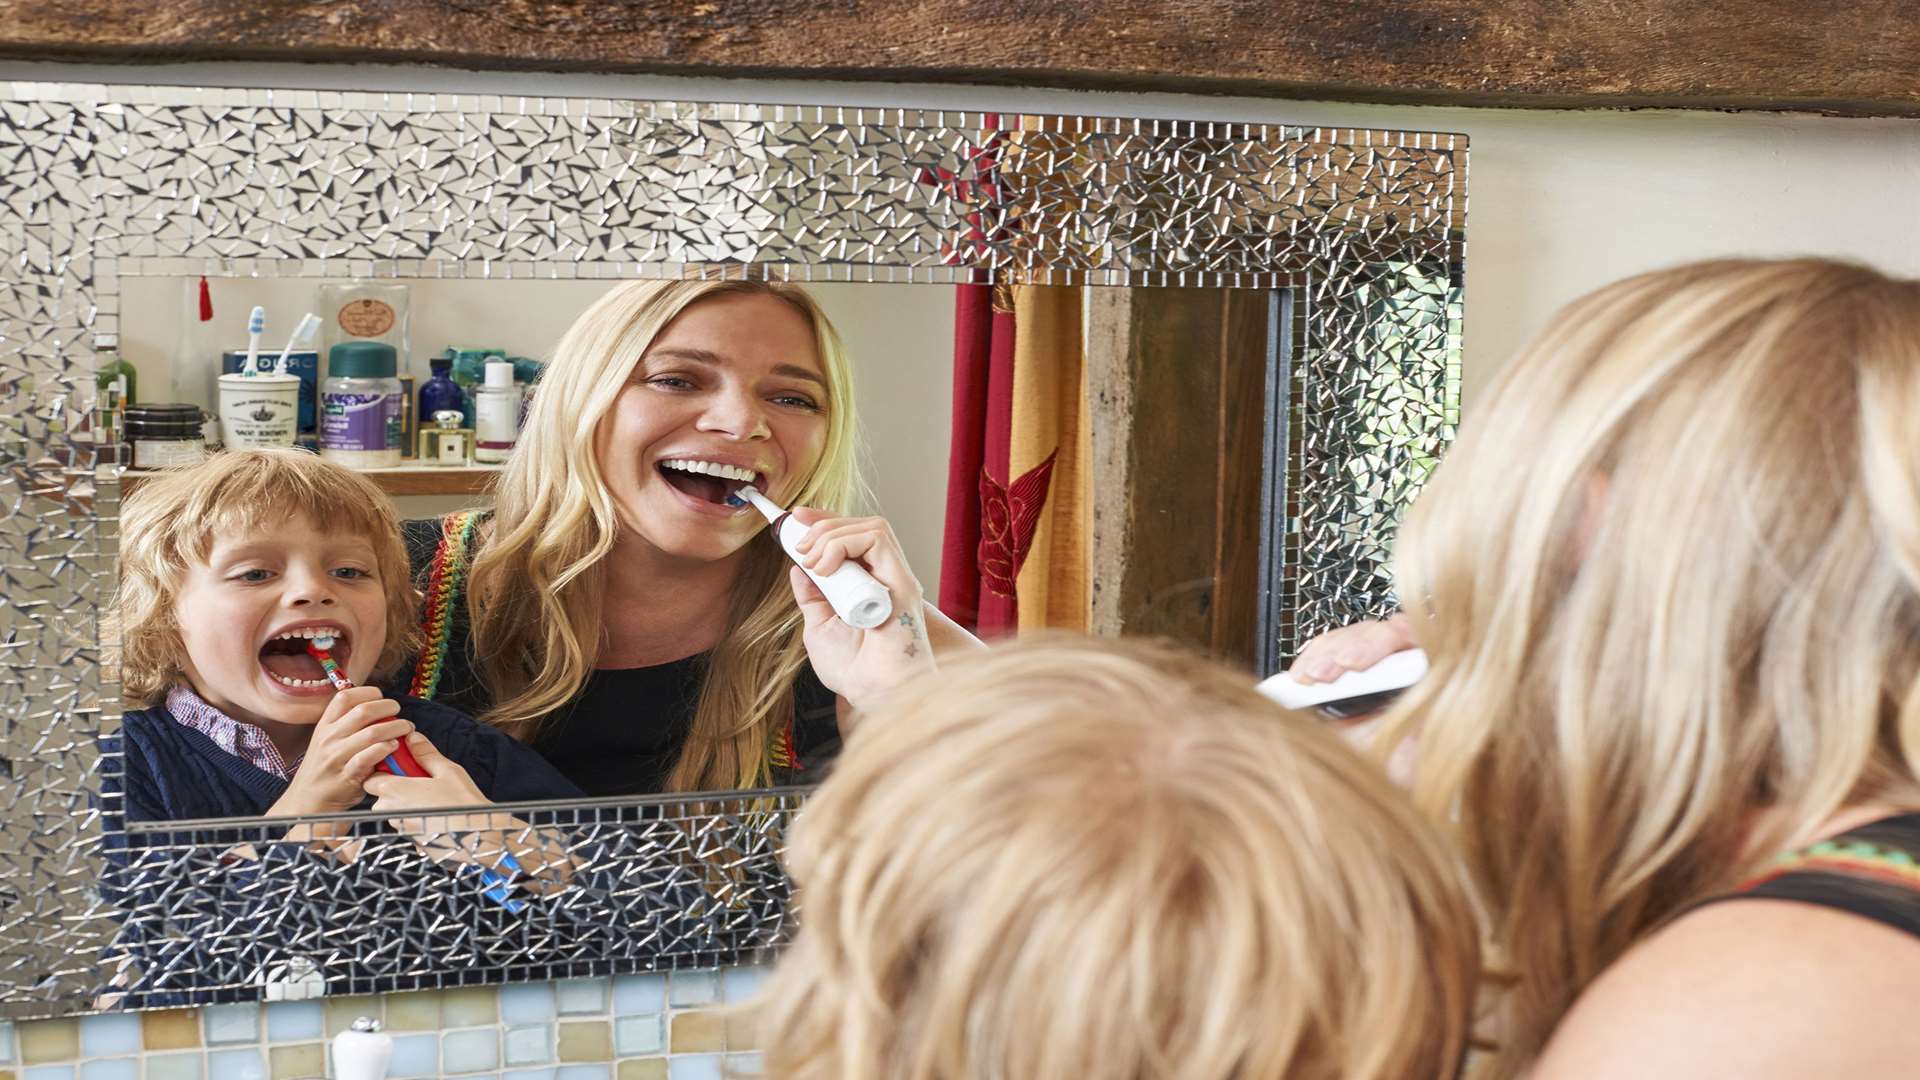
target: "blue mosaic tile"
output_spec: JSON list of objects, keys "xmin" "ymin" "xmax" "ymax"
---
[
  {"xmin": 143, "ymin": 1052, "xmax": 205, "ymax": 1080},
  {"xmin": 725, "ymin": 1053, "xmax": 764, "ymax": 1074},
  {"xmin": 502, "ymin": 1070, "xmax": 558, "ymax": 1080},
  {"xmin": 504, "ymin": 1024, "xmax": 553, "ymax": 1067},
  {"xmin": 720, "ymin": 965, "xmax": 770, "ymax": 1003},
  {"xmin": 78, "ymin": 1014, "xmax": 141, "ymax": 1057},
  {"xmin": 264, "ymin": 1001, "xmax": 324, "ymax": 1042},
  {"xmin": 202, "ymin": 1005, "xmax": 260, "ymax": 1046},
  {"xmin": 78, "ymin": 1061, "xmax": 137, "ymax": 1080},
  {"xmin": 555, "ymin": 978, "xmax": 609, "ymax": 1016},
  {"xmin": 206, "ymin": 1048, "xmax": 265, "ymax": 1080},
  {"xmin": 389, "ymin": 1033, "xmax": 439, "ymax": 1078},
  {"xmin": 443, "ymin": 1028, "xmax": 500, "ymax": 1074},
  {"xmin": 611, "ymin": 975, "xmax": 665, "ymax": 1016},
  {"xmin": 613, "ymin": 1015, "xmax": 662, "ymax": 1057},
  {"xmin": 24, "ymin": 1066, "xmax": 76, "ymax": 1080},
  {"xmin": 0, "ymin": 1019, "xmax": 13, "ymax": 1064},
  {"xmin": 668, "ymin": 1055, "xmax": 723, "ymax": 1080},
  {"xmin": 555, "ymin": 1067, "xmax": 609, "ymax": 1080},
  {"xmin": 666, "ymin": 970, "xmax": 718, "ymax": 1008},
  {"xmin": 501, "ymin": 983, "xmax": 557, "ymax": 1025}
]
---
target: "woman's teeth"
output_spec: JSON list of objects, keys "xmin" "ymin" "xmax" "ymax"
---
[{"xmin": 660, "ymin": 459, "xmax": 757, "ymax": 482}]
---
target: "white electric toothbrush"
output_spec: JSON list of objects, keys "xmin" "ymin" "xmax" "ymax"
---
[
  {"xmin": 733, "ymin": 485, "xmax": 893, "ymax": 630},
  {"xmin": 243, "ymin": 306, "xmax": 266, "ymax": 377},
  {"xmin": 1256, "ymin": 649, "xmax": 1428, "ymax": 719},
  {"xmin": 272, "ymin": 313, "xmax": 322, "ymax": 377}
]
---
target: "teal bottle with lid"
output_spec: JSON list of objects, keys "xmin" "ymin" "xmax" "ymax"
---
[{"xmin": 320, "ymin": 341, "xmax": 403, "ymax": 469}]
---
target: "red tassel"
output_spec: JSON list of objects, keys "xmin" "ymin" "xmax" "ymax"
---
[{"xmin": 198, "ymin": 276, "xmax": 213, "ymax": 321}]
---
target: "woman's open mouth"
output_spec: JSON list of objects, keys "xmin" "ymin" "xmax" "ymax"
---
[
  {"xmin": 258, "ymin": 626, "xmax": 351, "ymax": 690},
  {"xmin": 656, "ymin": 458, "xmax": 762, "ymax": 510}
]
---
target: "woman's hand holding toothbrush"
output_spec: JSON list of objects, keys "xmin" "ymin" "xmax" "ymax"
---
[{"xmin": 784, "ymin": 507, "xmax": 936, "ymax": 712}]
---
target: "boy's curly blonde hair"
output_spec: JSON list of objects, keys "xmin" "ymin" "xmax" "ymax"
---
[
  {"xmin": 758, "ymin": 634, "xmax": 1481, "ymax": 1080},
  {"xmin": 114, "ymin": 449, "xmax": 420, "ymax": 707}
]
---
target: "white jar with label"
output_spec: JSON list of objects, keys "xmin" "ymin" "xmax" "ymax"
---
[{"xmin": 473, "ymin": 360, "xmax": 522, "ymax": 464}]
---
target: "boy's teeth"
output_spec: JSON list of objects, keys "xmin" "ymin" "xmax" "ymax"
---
[
  {"xmin": 269, "ymin": 673, "xmax": 328, "ymax": 688},
  {"xmin": 273, "ymin": 627, "xmax": 344, "ymax": 642}
]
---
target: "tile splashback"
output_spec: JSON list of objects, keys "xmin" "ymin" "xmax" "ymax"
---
[{"xmin": 2, "ymin": 967, "xmax": 769, "ymax": 1079}]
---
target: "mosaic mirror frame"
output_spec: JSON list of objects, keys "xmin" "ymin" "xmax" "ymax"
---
[{"xmin": 0, "ymin": 81, "xmax": 1464, "ymax": 1014}]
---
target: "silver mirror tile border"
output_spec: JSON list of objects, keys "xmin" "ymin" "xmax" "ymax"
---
[{"xmin": 0, "ymin": 81, "xmax": 1463, "ymax": 1014}]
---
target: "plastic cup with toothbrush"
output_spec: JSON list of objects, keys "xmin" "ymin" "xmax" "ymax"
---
[
  {"xmin": 305, "ymin": 634, "xmax": 527, "ymax": 913},
  {"xmin": 218, "ymin": 312, "xmax": 317, "ymax": 449},
  {"xmin": 243, "ymin": 306, "xmax": 266, "ymax": 376}
]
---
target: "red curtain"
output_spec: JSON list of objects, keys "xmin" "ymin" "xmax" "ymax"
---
[{"xmin": 940, "ymin": 283, "xmax": 1020, "ymax": 633}]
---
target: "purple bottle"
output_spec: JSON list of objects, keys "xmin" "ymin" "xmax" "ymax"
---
[{"xmin": 419, "ymin": 354, "xmax": 466, "ymax": 431}]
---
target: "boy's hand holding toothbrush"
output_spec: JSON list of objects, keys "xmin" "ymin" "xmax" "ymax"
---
[
  {"xmin": 360, "ymin": 732, "xmax": 489, "ymax": 823},
  {"xmin": 364, "ymin": 734, "xmax": 575, "ymax": 898},
  {"xmin": 783, "ymin": 506, "xmax": 936, "ymax": 708},
  {"xmin": 264, "ymin": 686, "xmax": 414, "ymax": 819}
]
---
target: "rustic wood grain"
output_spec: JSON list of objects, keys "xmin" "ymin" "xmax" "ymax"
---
[
  {"xmin": 1087, "ymin": 286, "xmax": 1267, "ymax": 663},
  {"xmin": 4, "ymin": 0, "xmax": 1917, "ymax": 116}
]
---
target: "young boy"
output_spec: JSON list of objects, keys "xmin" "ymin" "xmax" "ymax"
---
[
  {"xmin": 98, "ymin": 449, "xmax": 600, "ymax": 1003},
  {"xmin": 755, "ymin": 635, "xmax": 1483, "ymax": 1080},
  {"xmin": 107, "ymin": 448, "xmax": 584, "ymax": 823}
]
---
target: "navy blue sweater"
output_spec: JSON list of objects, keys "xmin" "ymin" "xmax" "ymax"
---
[{"xmin": 105, "ymin": 695, "xmax": 584, "ymax": 824}]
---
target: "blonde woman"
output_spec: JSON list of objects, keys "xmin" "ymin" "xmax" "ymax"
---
[
  {"xmin": 401, "ymin": 279, "xmax": 974, "ymax": 795},
  {"xmin": 1313, "ymin": 259, "xmax": 1920, "ymax": 1076},
  {"xmin": 757, "ymin": 635, "xmax": 1482, "ymax": 1080}
]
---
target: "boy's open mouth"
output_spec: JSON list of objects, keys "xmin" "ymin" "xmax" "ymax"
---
[
  {"xmin": 258, "ymin": 626, "xmax": 350, "ymax": 689},
  {"xmin": 657, "ymin": 458, "xmax": 762, "ymax": 507}
]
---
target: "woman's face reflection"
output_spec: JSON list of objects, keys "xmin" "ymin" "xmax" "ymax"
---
[{"xmin": 595, "ymin": 292, "xmax": 832, "ymax": 564}]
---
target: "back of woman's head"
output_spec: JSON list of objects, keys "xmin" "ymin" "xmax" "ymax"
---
[
  {"xmin": 758, "ymin": 635, "xmax": 1480, "ymax": 1080},
  {"xmin": 1386, "ymin": 257, "xmax": 1920, "ymax": 1072}
]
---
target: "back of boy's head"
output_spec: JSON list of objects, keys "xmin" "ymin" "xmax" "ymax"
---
[
  {"xmin": 114, "ymin": 449, "xmax": 418, "ymax": 706},
  {"xmin": 757, "ymin": 635, "xmax": 1480, "ymax": 1080}
]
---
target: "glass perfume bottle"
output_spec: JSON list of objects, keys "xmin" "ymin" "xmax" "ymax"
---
[{"xmin": 418, "ymin": 409, "xmax": 473, "ymax": 466}]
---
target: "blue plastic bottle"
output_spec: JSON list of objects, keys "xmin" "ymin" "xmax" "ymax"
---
[{"xmin": 419, "ymin": 354, "xmax": 466, "ymax": 432}]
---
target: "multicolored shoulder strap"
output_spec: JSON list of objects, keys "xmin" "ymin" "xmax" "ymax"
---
[
  {"xmin": 408, "ymin": 510, "xmax": 482, "ymax": 700},
  {"xmin": 1738, "ymin": 836, "xmax": 1920, "ymax": 894},
  {"xmin": 768, "ymin": 711, "xmax": 799, "ymax": 774}
]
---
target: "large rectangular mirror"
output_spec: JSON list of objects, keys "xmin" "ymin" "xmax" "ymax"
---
[{"xmin": 0, "ymin": 84, "xmax": 1463, "ymax": 1012}]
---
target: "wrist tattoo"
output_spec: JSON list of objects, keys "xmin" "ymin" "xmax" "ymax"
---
[
  {"xmin": 905, "ymin": 641, "xmax": 919, "ymax": 658},
  {"xmin": 897, "ymin": 611, "xmax": 916, "ymax": 630}
]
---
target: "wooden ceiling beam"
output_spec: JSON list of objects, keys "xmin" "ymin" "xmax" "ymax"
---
[{"xmin": 4, "ymin": 1, "xmax": 1918, "ymax": 118}]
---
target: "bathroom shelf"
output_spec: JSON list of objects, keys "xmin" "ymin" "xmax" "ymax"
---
[{"xmin": 118, "ymin": 463, "xmax": 502, "ymax": 497}]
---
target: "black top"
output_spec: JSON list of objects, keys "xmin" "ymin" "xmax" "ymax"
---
[
  {"xmin": 1717, "ymin": 812, "xmax": 1920, "ymax": 942},
  {"xmin": 399, "ymin": 516, "xmax": 842, "ymax": 796}
]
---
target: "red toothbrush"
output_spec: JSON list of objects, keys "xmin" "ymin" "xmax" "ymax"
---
[{"xmin": 308, "ymin": 637, "xmax": 424, "ymax": 777}]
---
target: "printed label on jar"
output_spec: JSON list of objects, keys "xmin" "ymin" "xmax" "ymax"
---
[
  {"xmin": 321, "ymin": 392, "xmax": 402, "ymax": 452},
  {"xmin": 336, "ymin": 298, "xmax": 397, "ymax": 337},
  {"xmin": 132, "ymin": 439, "xmax": 207, "ymax": 469},
  {"xmin": 219, "ymin": 385, "xmax": 299, "ymax": 449}
]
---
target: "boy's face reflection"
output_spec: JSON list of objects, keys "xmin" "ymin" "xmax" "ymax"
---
[{"xmin": 173, "ymin": 518, "xmax": 388, "ymax": 734}]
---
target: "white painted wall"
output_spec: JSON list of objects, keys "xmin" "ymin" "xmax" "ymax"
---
[{"xmin": 118, "ymin": 277, "xmax": 956, "ymax": 583}]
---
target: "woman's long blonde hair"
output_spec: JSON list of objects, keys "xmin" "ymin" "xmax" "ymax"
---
[
  {"xmin": 466, "ymin": 278, "xmax": 861, "ymax": 791},
  {"xmin": 1379, "ymin": 258, "xmax": 1920, "ymax": 1075},
  {"xmin": 759, "ymin": 635, "xmax": 1482, "ymax": 1080}
]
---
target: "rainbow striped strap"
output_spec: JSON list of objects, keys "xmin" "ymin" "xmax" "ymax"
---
[
  {"xmin": 408, "ymin": 510, "xmax": 482, "ymax": 700},
  {"xmin": 1739, "ymin": 837, "xmax": 1920, "ymax": 894}
]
